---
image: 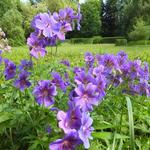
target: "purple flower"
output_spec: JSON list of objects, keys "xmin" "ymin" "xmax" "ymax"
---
[
  {"xmin": 128, "ymin": 60, "xmax": 141, "ymax": 79},
  {"xmin": 49, "ymin": 132, "xmax": 81, "ymax": 150},
  {"xmin": 27, "ymin": 33, "xmax": 47, "ymax": 59},
  {"xmin": 49, "ymin": 35, "xmax": 57, "ymax": 46},
  {"xmin": 117, "ymin": 51, "xmax": 128, "ymax": 66},
  {"xmin": 99, "ymin": 54, "xmax": 119, "ymax": 73},
  {"xmin": 33, "ymin": 80, "xmax": 57, "ymax": 107},
  {"xmin": 14, "ymin": 70, "xmax": 31, "ymax": 91},
  {"xmin": 111, "ymin": 75, "xmax": 123, "ymax": 87},
  {"xmin": 130, "ymin": 81, "xmax": 150, "ymax": 96},
  {"xmin": 54, "ymin": 22, "xmax": 72, "ymax": 40},
  {"xmin": 77, "ymin": 3, "xmax": 81, "ymax": 30},
  {"xmin": 35, "ymin": 13, "xmax": 56, "ymax": 38},
  {"xmin": 95, "ymin": 54, "xmax": 102, "ymax": 63},
  {"xmin": 93, "ymin": 65, "xmax": 104, "ymax": 77},
  {"xmin": 117, "ymin": 51, "xmax": 128, "ymax": 59},
  {"xmin": 57, "ymin": 101, "xmax": 81, "ymax": 134},
  {"xmin": 74, "ymin": 83, "xmax": 99, "ymax": 111},
  {"xmin": 78, "ymin": 113, "xmax": 94, "ymax": 149},
  {"xmin": 51, "ymin": 72, "xmax": 67, "ymax": 91},
  {"xmin": 46, "ymin": 125, "xmax": 52, "ymax": 134},
  {"xmin": 64, "ymin": 72, "xmax": 70, "ymax": 86},
  {"xmin": 93, "ymin": 76, "xmax": 106, "ymax": 99},
  {"xmin": 60, "ymin": 60, "xmax": 70, "ymax": 67},
  {"xmin": 84, "ymin": 52, "xmax": 94, "ymax": 68},
  {"xmin": 4, "ymin": 59, "xmax": 16, "ymax": 80},
  {"xmin": 69, "ymin": 90, "xmax": 78, "ymax": 101},
  {"xmin": 0, "ymin": 50, "xmax": 2, "ymax": 64},
  {"xmin": 0, "ymin": 56, "xmax": 2, "ymax": 65},
  {"xmin": 73, "ymin": 67, "xmax": 85, "ymax": 75},
  {"xmin": 121, "ymin": 63, "xmax": 130, "ymax": 78},
  {"xmin": 53, "ymin": 8, "xmax": 74, "ymax": 23},
  {"xmin": 74, "ymin": 71, "xmax": 94, "ymax": 85},
  {"xmin": 31, "ymin": 14, "xmax": 41, "ymax": 30},
  {"xmin": 18, "ymin": 60, "xmax": 33, "ymax": 71},
  {"xmin": 139, "ymin": 62, "xmax": 149, "ymax": 81}
]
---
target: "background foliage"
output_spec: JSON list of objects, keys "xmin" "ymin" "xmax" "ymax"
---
[{"xmin": 0, "ymin": 0, "xmax": 150, "ymax": 46}]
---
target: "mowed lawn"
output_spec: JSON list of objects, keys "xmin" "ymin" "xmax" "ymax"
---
[{"xmin": 3, "ymin": 43, "xmax": 150, "ymax": 64}]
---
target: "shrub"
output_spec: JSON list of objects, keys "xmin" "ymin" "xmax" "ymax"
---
[
  {"xmin": 0, "ymin": 9, "xmax": 25, "ymax": 46},
  {"xmin": 92, "ymin": 36, "xmax": 102, "ymax": 44},
  {"xmin": 128, "ymin": 40, "xmax": 150, "ymax": 46},
  {"xmin": 70, "ymin": 38, "xmax": 93, "ymax": 44},
  {"xmin": 115, "ymin": 39, "xmax": 127, "ymax": 46},
  {"xmin": 128, "ymin": 19, "xmax": 150, "ymax": 41},
  {"xmin": 8, "ymin": 27, "xmax": 25, "ymax": 46},
  {"xmin": 101, "ymin": 36, "xmax": 124, "ymax": 43}
]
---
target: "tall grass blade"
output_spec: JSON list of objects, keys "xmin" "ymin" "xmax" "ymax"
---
[{"xmin": 126, "ymin": 97, "xmax": 135, "ymax": 150}]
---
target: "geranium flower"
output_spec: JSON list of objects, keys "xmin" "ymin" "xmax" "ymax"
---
[
  {"xmin": 27, "ymin": 33, "xmax": 47, "ymax": 59},
  {"xmin": 49, "ymin": 132, "xmax": 81, "ymax": 150},
  {"xmin": 51, "ymin": 72, "xmax": 67, "ymax": 91},
  {"xmin": 18, "ymin": 60, "xmax": 33, "ymax": 71},
  {"xmin": 78, "ymin": 112, "xmax": 94, "ymax": 149},
  {"xmin": 14, "ymin": 70, "xmax": 31, "ymax": 91},
  {"xmin": 57, "ymin": 102, "xmax": 81, "ymax": 133},
  {"xmin": 4, "ymin": 59, "xmax": 16, "ymax": 80},
  {"xmin": 74, "ymin": 83, "xmax": 99, "ymax": 111},
  {"xmin": 33, "ymin": 80, "xmax": 57, "ymax": 107}
]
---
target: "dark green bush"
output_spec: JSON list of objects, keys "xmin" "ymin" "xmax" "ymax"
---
[
  {"xmin": 101, "ymin": 36, "xmax": 124, "ymax": 43},
  {"xmin": 128, "ymin": 40, "xmax": 150, "ymax": 46},
  {"xmin": 115, "ymin": 39, "xmax": 127, "ymax": 46},
  {"xmin": 70, "ymin": 38, "xmax": 93, "ymax": 44},
  {"xmin": 92, "ymin": 36, "xmax": 102, "ymax": 44}
]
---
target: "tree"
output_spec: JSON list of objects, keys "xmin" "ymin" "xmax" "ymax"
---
[
  {"xmin": 74, "ymin": 0, "xmax": 101, "ymax": 38},
  {"xmin": 0, "ymin": 0, "xmax": 16, "ymax": 18},
  {"xmin": 0, "ymin": 9, "xmax": 25, "ymax": 46},
  {"xmin": 20, "ymin": 1, "xmax": 47, "ymax": 38},
  {"xmin": 120, "ymin": 0, "xmax": 150, "ymax": 35},
  {"xmin": 128, "ymin": 18, "xmax": 150, "ymax": 41},
  {"xmin": 101, "ymin": 0, "xmax": 118, "ymax": 37},
  {"xmin": 46, "ymin": 0, "xmax": 76, "ymax": 12}
]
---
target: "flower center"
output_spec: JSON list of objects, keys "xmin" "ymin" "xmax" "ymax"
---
[
  {"xmin": 43, "ymin": 90, "xmax": 49, "ymax": 97},
  {"xmin": 82, "ymin": 94, "xmax": 88, "ymax": 102}
]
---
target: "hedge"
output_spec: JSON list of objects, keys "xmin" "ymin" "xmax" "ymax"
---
[
  {"xmin": 100, "ymin": 36, "xmax": 124, "ymax": 43},
  {"xmin": 128, "ymin": 40, "xmax": 150, "ymax": 46},
  {"xmin": 115, "ymin": 39, "xmax": 127, "ymax": 46},
  {"xmin": 92, "ymin": 36, "xmax": 102, "ymax": 44},
  {"xmin": 70, "ymin": 38, "xmax": 93, "ymax": 44}
]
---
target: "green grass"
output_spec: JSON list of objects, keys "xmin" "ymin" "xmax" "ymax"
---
[
  {"xmin": 1, "ymin": 43, "xmax": 150, "ymax": 150},
  {"xmin": 3, "ymin": 43, "xmax": 150, "ymax": 63}
]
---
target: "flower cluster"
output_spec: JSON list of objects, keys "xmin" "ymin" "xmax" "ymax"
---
[
  {"xmin": 1, "ymin": 56, "xmax": 32, "ymax": 91},
  {"xmin": 27, "ymin": 7, "xmax": 81, "ymax": 59},
  {"xmin": 1, "ymin": 47, "xmax": 150, "ymax": 149},
  {"xmin": 95, "ymin": 51, "xmax": 150, "ymax": 96},
  {"xmin": 46, "ymin": 51, "xmax": 150, "ymax": 149}
]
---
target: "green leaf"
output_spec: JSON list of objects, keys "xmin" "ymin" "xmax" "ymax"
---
[
  {"xmin": 126, "ymin": 97, "xmax": 135, "ymax": 150},
  {"xmin": 0, "ymin": 112, "xmax": 12, "ymax": 123},
  {"xmin": 92, "ymin": 132, "xmax": 129, "ymax": 140},
  {"xmin": 0, "ymin": 112, "xmax": 13, "ymax": 133}
]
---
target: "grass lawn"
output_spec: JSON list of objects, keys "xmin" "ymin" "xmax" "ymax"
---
[
  {"xmin": 3, "ymin": 43, "xmax": 150, "ymax": 63},
  {"xmin": 1, "ymin": 43, "xmax": 150, "ymax": 150}
]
